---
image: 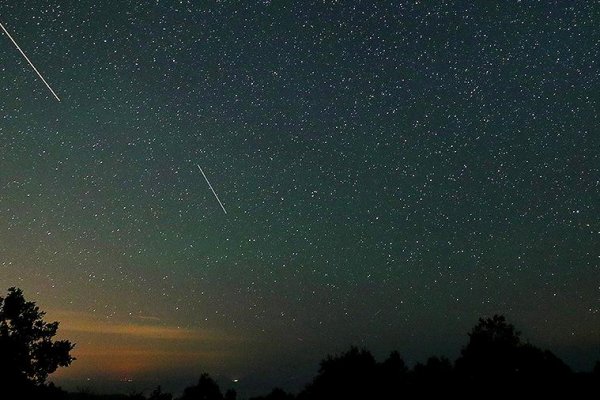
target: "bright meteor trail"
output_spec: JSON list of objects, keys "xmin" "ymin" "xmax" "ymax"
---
[
  {"xmin": 197, "ymin": 164, "xmax": 227, "ymax": 214},
  {"xmin": 0, "ymin": 20, "xmax": 61, "ymax": 102}
]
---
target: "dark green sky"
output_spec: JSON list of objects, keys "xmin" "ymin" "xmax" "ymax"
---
[{"xmin": 0, "ymin": 0, "xmax": 598, "ymax": 396}]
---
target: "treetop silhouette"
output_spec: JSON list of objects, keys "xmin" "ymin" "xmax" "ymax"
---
[
  {"xmin": 456, "ymin": 314, "xmax": 571, "ymax": 382},
  {"xmin": 0, "ymin": 287, "xmax": 74, "ymax": 391}
]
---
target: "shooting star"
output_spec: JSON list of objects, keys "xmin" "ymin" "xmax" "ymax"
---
[
  {"xmin": 197, "ymin": 164, "xmax": 227, "ymax": 214},
  {"xmin": 0, "ymin": 20, "xmax": 61, "ymax": 101}
]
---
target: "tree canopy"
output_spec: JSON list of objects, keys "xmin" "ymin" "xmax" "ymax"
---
[
  {"xmin": 0, "ymin": 287, "xmax": 74, "ymax": 392},
  {"xmin": 455, "ymin": 314, "xmax": 571, "ymax": 382}
]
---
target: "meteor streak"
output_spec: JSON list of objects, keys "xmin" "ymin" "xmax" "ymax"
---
[
  {"xmin": 197, "ymin": 164, "xmax": 227, "ymax": 214},
  {"xmin": 0, "ymin": 21, "xmax": 61, "ymax": 101}
]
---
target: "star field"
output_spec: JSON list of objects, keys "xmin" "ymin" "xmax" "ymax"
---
[{"xmin": 0, "ymin": 0, "xmax": 598, "ymax": 395}]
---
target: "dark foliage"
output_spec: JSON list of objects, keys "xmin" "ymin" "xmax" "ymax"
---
[
  {"xmin": 66, "ymin": 394, "xmax": 141, "ymax": 400},
  {"xmin": 224, "ymin": 389, "xmax": 237, "ymax": 400},
  {"xmin": 179, "ymin": 373, "xmax": 223, "ymax": 400},
  {"xmin": 0, "ymin": 287, "xmax": 74, "ymax": 398},
  {"xmin": 149, "ymin": 386, "xmax": 173, "ymax": 400},
  {"xmin": 454, "ymin": 314, "xmax": 574, "ymax": 396},
  {"xmin": 299, "ymin": 346, "xmax": 376, "ymax": 400},
  {"xmin": 249, "ymin": 387, "xmax": 294, "ymax": 400},
  {"xmin": 293, "ymin": 314, "xmax": 596, "ymax": 399}
]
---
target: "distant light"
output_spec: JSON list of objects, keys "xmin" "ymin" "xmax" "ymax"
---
[{"xmin": 233, "ymin": 379, "xmax": 239, "ymax": 383}]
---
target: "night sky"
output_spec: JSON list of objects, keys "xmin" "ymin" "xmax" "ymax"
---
[{"xmin": 1, "ymin": 0, "xmax": 598, "ymax": 396}]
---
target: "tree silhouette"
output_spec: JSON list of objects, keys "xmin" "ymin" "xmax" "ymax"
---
[
  {"xmin": 411, "ymin": 355, "xmax": 454, "ymax": 396},
  {"xmin": 148, "ymin": 385, "xmax": 172, "ymax": 400},
  {"xmin": 413, "ymin": 355, "xmax": 453, "ymax": 380},
  {"xmin": 379, "ymin": 350, "xmax": 408, "ymax": 378},
  {"xmin": 455, "ymin": 314, "xmax": 572, "ymax": 396},
  {"xmin": 180, "ymin": 373, "xmax": 223, "ymax": 400},
  {"xmin": 455, "ymin": 314, "xmax": 522, "ymax": 379},
  {"xmin": 0, "ymin": 287, "xmax": 74, "ymax": 393},
  {"xmin": 376, "ymin": 350, "xmax": 408, "ymax": 398},
  {"xmin": 299, "ymin": 346, "xmax": 376, "ymax": 400}
]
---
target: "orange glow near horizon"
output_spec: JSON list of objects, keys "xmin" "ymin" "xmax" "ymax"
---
[{"xmin": 46, "ymin": 309, "xmax": 247, "ymax": 382}]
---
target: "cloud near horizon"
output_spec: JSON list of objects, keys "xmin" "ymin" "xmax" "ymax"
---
[
  {"xmin": 49, "ymin": 309, "xmax": 241, "ymax": 340},
  {"xmin": 47, "ymin": 309, "xmax": 247, "ymax": 380}
]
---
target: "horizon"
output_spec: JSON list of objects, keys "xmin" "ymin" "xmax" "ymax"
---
[
  {"xmin": 47, "ymin": 316, "xmax": 600, "ymax": 397},
  {"xmin": 45, "ymin": 307, "xmax": 600, "ymax": 396},
  {"xmin": 1, "ymin": 1, "xmax": 598, "ymax": 398}
]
